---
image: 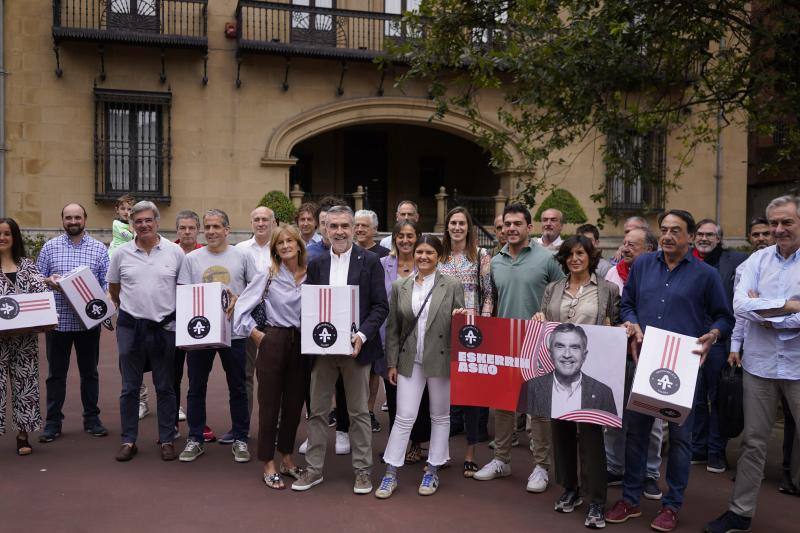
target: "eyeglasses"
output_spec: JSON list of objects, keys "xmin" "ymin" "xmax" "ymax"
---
[
  {"xmin": 133, "ymin": 218, "xmax": 155, "ymax": 226},
  {"xmin": 567, "ymin": 298, "xmax": 579, "ymax": 319}
]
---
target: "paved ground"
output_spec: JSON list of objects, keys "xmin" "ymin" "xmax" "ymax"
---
[{"xmin": 0, "ymin": 329, "xmax": 795, "ymax": 532}]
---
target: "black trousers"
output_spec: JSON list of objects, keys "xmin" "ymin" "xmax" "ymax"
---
[
  {"xmin": 174, "ymin": 348, "xmax": 186, "ymax": 427},
  {"xmin": 551, "ymin": 418, "xmax": 607, "ymax": 505},
  {"xmin": 44, "ymin": 328, "xmax": 102, "ymax": 429}
]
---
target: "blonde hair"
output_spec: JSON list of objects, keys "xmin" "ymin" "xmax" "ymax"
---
[{"xmin": 269, "ymin": 225, "xmax": 307, "ymax": 275}]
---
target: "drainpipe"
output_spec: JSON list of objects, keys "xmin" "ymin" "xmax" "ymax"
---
[{"xmin": 0, "ymin": 0, "xmax": 5, "ymax": 217}]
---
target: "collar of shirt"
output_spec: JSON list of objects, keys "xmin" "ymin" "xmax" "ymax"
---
[
  {"xmin": 498, "ymin": 242, "xmax": 532, "ymax": 259},
  {"xmin": 415, "ymin": 270, "xmax": 437, "ymax": 285},
  {"xmin": 329, "ymin": 245, "xmax": 354, "ymax": 286},
  {"xmin": 567, "ymin": 273, "xmax": 598, "ymax": 292},
  {"xmin": 60, "ymin": 232, "xmax": 90, "ymax": 248},
  {"xmin": 656, "ymin": 249, "xmax": 693, "ymax": 268},
  {"xmin": 134, "ymin": 235, "xmax": 163, "ymax": 253},
  {"xmin": 772, "ymin": 245, "xmax": 800, "ymax": 262},
  {"xmin": 553, "ymin": 373, "xmax": 582, "ymax": 398}
]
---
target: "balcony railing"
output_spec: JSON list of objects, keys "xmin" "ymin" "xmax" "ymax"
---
[
  {"xmin": 236, "ymin": 1, "xmax": 407, "ymax": 61},
  {"xmin": 53, "ymin": 0, "xmax": 208, "ymax": 49}
]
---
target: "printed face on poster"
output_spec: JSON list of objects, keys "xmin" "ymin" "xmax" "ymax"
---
[
  {"xmin": 449, "ymin": 316, "xmax": 626, "ymax": 426},
  {"xmin": 517, "ymin": 322, "xmax": 626, "ymax": 427}
]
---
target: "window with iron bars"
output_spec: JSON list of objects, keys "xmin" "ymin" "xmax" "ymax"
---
[
  {"xmin": 605, "ymin": 130, "xmax": 666, "ymax": 212},
  {"xmin": 94, "ymin": 89, "xmax": 171, "ymax": 203}
]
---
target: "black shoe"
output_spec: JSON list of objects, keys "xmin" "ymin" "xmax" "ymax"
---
[
  {"xmin": 585, "ymin": 503, "xmax": 606, "ymax": 529},
  {"xmin": 327, "ymin": 410, "xmax": 337, "ymax": 428},
  {"xmin": 707, "ymin": 454, "xmax": 727, "ymax": 474},
  {"xmin": 370, "ymin": 412, "xmax": 381, "ymax": 433},
  {"xmin": 704, "ymin": 510, "xmax": 752, "ymax": 533},
  {"xmin": 643, "ymin": 478, "xmax": 663, "ymax": 500},
  {"xmin": 554, "ymin": 489, "xmax": 583, "ymax": 513},
  {"xmin": 38, "ymin": 426, "xmax": 61, "ymax": 443},
  {"xmin": 779, "ymin": 470, "xmax": 799, "ymax": 496},
  {"xmin": 606, "ymin": 471, "xmax": 623, "ymax": 486},
  {"xmin": 691, "ymin": 453, "xmax": 708, "ymax": 465},
  {"xmin": 84, "ymin": 421, "xmax": 109, "ymax": 437}
]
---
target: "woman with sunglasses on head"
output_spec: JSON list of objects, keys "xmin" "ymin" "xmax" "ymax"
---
[
  {"xmin": 439, "ymin": 207, "xmax": 494, "ymax": 477},
  {"xmin": 380, "ymin": 220, "xmax": 432, "ymax": 464},
  {"xmin": 0, "ymin": 218, "xmax": 48, "ymax": 456},
  {"xmin": 376, "ymin": 234, "xmax": 465, "ymax": 498},
  {"xmin": 532, "ymin": 234, "xmax": 621, "ymax": 529}
]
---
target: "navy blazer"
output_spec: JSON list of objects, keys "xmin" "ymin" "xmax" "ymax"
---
[{"xmin": 306, "ymin": 244, "xmax": 389, "ymax": 365}]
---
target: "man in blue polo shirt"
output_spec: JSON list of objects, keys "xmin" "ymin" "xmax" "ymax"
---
[
  {"xmin": 606, "ymin": 209, "xmax": 733, "ymax": 532},
  {"xmin": 36, "ymin": 203, "xmax": 110, "ymax": 442}
]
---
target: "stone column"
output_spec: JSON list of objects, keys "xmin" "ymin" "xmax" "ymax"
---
[
  {"xmin": 289, "ymin": 183, "xmax": 304, "ymax": 208},
  {"xmin": 493, "ymin": 188, "xmax": 508, "ymax": 219},
  {"xmin": 352, "ymin": 185, "xmax": 365, "ymax": 212},
  {"xmin": 434, "ymin": 186, "xmax": 448, "ymax": 232}
]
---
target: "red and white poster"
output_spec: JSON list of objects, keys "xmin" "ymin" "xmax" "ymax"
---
[{"xmin": 450, "ymin": 315, "xmax": 626, "ymax": 427}]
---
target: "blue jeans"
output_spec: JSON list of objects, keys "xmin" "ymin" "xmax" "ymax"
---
[
  {"xmin": 692, "ymin": 345, "xmax": 728, "ymax": 458},
  {"xmin": 186, "ymin": 339, "xmax": 249, "ymax": 443},
  {"xmin": 605, "ymin": 413, "xmax": 663, "ymax": 480},
  {"xmin": 117, "ymin": 311, "xmax": 176, "ymax": 444},
  {"xmin": 622, "ymin": 408, "xmax": 695, "ymax": 510}
]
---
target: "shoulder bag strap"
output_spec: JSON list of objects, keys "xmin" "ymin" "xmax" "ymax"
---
[{"xmin": 398, "ymin": 282, "xmax": 436, "ymax": 352}]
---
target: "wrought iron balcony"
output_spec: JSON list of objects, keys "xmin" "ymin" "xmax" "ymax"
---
[
  {"xmin": 236, "ymin": 1, "xmax": 407, "ymax": 61},
  {"xmin": 52, "ymin": 0, "xmax": 208, "ymax": 49}
]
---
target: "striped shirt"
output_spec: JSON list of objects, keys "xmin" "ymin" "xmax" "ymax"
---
[{"xmin": 36, "ymin": 233, "xmax": 110, "ymax": 331}]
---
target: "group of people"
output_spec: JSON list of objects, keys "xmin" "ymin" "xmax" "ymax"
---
[{"xmin": 0, "ymin": 191, "xmax": 797, "ymax": 533}]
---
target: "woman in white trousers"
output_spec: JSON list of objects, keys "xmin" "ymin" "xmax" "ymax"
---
[{"xmin": 377, "ymin": 234, "xmax": 465, "ymax": 498}]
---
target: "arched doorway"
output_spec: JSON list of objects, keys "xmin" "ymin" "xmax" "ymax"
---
[
  {"xmin": 290, "ymin": 123, "xmax": 498, "ymax": 230},
  {"xmin": 260, "ymin": 97, "xmax": 529, "ymax": 231}
]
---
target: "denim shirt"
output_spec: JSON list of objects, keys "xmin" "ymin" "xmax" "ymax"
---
[{"xmin": 620, "ymin": 250, "xmax": 733, "ymax": 339}]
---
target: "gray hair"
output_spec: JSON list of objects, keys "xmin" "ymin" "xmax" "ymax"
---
[
  {"xmin": 204, "ymin": 209, "xmax": 230, "ymax": 228},
  {"xmin": 354, "ymin": 209, "xmax": 379, "ymax": 229},
  {"xmin": 131, "ymin": 200, "xmax": 160, "ymax": 221},
  {"xmin": 397, "ymin": 200, "xmax": 419, "ymax": 214},
  {"xmin": 250, "ymin": 206, "xmax": 275, "ymax": 220},
  {"xmin": 696, "ymin": 218, "xmax": 723, "ymax": 241},
  {"xmin": 175, "ymin": 210, "xmax": 200, "ymax": 229},
  {"xmin": 326, "ymin": 204, "xmax": 354, "ymax": 221},
  {"xmin": 541, "ymin": 208, "xmax": 563, "ymax": 223},
  {"xmin": 625, "ymin": 216, "xmax": 650, "ymax": 230},
  {"xmin": 766, "ymin": 195, "xmax": 800, "ymax": 218}
]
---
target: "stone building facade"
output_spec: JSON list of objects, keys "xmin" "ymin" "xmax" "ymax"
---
[{"xmin": 3, "ymin": 1, "xmax": 749, "ymax": 243}]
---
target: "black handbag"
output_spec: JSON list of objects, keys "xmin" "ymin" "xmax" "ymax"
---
[
  {"xmin": 717, "ymin": 364, "xmax": 744, "ymax": 439},
  {"xmin": 250, "ymin": 273, "xmax": 274, "ymax": 329}
]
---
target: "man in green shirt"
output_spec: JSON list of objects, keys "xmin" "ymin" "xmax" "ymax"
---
[{"xmin": 474, "ymin": 203, "xmax": 565, "ymax": 494}]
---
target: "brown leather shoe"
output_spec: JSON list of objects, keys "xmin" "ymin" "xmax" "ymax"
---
[
  {"xmin": 161, "ymin": 442, "xmax": 177, "ymax": 461},
  {"xmin": 115, "ymin": 443, "xmax": 138, "ymax": 462}
]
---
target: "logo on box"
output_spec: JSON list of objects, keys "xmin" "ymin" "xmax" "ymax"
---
[
  {"xmin": 188, "ymin": 316, "xmax": 211, "ymax": 339},
  {"xmin": 0, "ymin": 297, "xmax": 20, "ymax": 319},
  {"xmin": 313, "ymin": 322, "xmax": 337, "ymax": 348},
  {"xmin": 649, "ymin": 334, "xmax": 682, "ymax": 395},
  {"xmin": 85, "ymin": 299, "xmax": 108, "ymax": 320}
]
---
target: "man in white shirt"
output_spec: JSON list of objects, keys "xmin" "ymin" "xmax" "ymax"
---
[
  {"xmin": 292, "ymin": 205, "xmax": 389, "ymax": 495},
  {"xmin": 235, "ymin": 205, "xmax": 275, "ymax": 417},
  {"xmin": 534, "ymin": 208, "xmax": 564, "ymax": 252},
  {"xmin": 379, "ymin": 201, "xmax": 420, "ymax": 249}
]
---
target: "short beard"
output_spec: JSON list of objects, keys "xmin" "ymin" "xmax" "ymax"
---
[{"xmin": 65, "ymin": 225, "xmax": 83, "ymax": 236}]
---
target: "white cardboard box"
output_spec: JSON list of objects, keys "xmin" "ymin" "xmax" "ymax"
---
[
  {"xmin": 627, "ymin": 326, "xmax": 700, "ymax": 425},
  {"xmin": 301, "ymin": 285, "xmax": 359, "ymax": 355},
  {"xmin": 175, "ymin": 282, "xmax": 231, "ymax": 350},
  {"xmin": 0, "ymin": 292, "xmax": 59, "ymax": 335},
  {"xmin": 57, "ymin": 266, "xmax": 116, "ymax": 328}
]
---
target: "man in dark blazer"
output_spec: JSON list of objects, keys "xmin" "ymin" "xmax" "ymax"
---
[
  {"xmin": 292, "ymin": 205, "xmax": 389, "ymax": 495},
  {"xmin": 691, "ymin": 220, "xmax": 747, "ymax": 473},
  {"xmin": 519, "ymin": 323, "xmax": 617, "ymax": 419}
]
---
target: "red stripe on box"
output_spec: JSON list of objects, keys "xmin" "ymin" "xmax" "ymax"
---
[
  {"xmin": 671, "ymin": 337, "xmax": 680, "ymax": 371},
  {"xmin": 559, "ymin": 410, "xmax": 622, "ymax": 428},
  {"xmin": 73, "ymin": 277, "xmax": 92, "ymax": 304}
]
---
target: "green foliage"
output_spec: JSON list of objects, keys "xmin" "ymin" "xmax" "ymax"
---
[
  {"xmin": 386, "ymin": 0, "xmax": 800, "ymax": 213},
  {"xmin": 23, "ymin": 233, "xmax": 48, "ymax": 262},
  {"xmin": 258, "ymin": 191, "xmax": 297, "ymax": 225},
  {"xmin": 534, "ymin": 189, "xmax": 587, "ymax": 225}
]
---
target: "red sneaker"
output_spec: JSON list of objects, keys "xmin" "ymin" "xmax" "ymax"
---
[
  {"xmin": 203, "ymin": 426, "xmax": 217, "ymax": 443},
  {"xmin": 605, "ymin": 499, "xmax": 642, "ymax": 524},
  {"xmin": 650, "ymin": 507, "xmax": 678, "ymax": 532}
]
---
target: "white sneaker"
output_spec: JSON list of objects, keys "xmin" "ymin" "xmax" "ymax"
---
[
  {"xmin": 298, "ymin": 438, "xmax": 308, "ymax": 455},
  {"xmin": 138, "ymin": 401, "xmax": 150, "ymax": 420},
  {"xmin": 335, "ymin": 431, "xmax": 351, "ymax": 455},
  {"xmin": 473, "ymin": 458, "xmax": 511, "ymax": 481},
  {"xmin": 526, "ymin": 465, "xmax": 549, "ymax": 493},
  {"xmin": 178, "ymin": 406, "xmax": 186, "ymax": 422}
]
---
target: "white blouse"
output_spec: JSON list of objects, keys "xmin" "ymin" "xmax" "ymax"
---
[{"xmin": 412, "ymin": 272, "xmax": 436, "ymax": 364}]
